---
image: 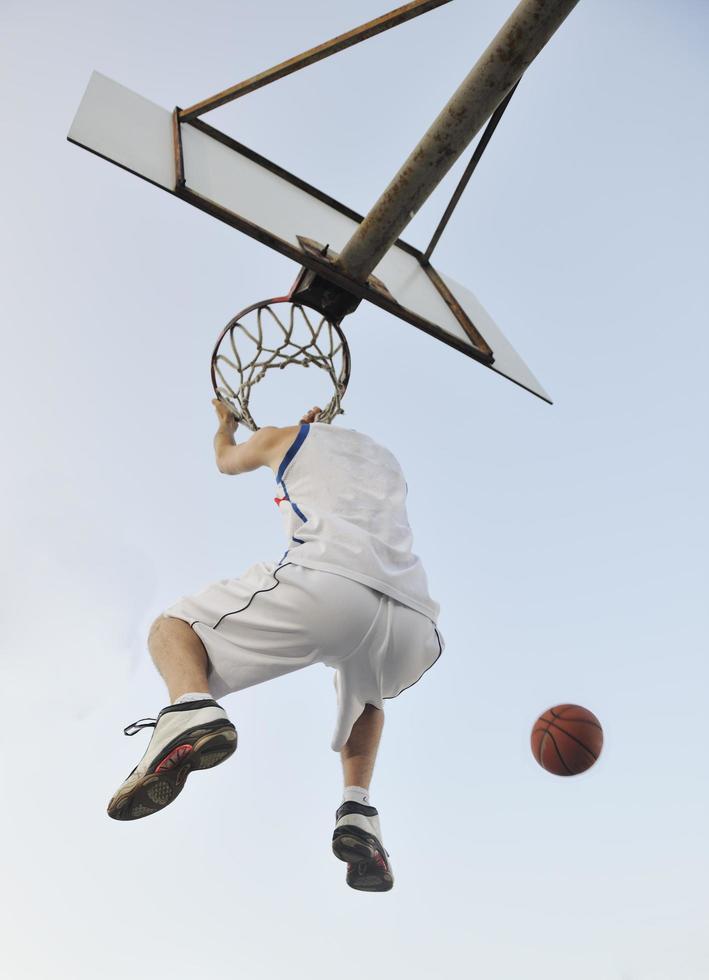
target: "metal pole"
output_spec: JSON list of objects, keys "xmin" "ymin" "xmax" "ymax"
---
[{"xmin": 335, "ymin": 0, "xmax": 581, "ymax": 283}]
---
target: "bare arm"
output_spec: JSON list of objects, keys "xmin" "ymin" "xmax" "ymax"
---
[
  {"xmin": 212, "ymin": 399, "xmax": 282, "ymax": 475},
  {"xmin": 211, "ymin": 401, "xmax": 322, "ymax": 476}
]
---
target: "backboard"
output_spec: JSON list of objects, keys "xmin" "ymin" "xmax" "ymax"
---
[{"xmin": 68, "ymin": 71, "xmax": 551, "ymax": 403}]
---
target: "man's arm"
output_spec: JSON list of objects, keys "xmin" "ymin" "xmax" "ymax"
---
[
  {"xmin": 214, "ymin": 426, "xmax": 283, "ymax": 475},
  {"xmin": 212, "ymin": 399, "xmax": 284, "ymax": 475},
  {"xmin": 212, "ymin": 400, "xmax": 323, "ymax": 476}
]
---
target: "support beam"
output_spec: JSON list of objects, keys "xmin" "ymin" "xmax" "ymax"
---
[
  {"xmin": 335, "ymin": 0, "xmax": 580, "ymax": 284},
  {"xmin": 422, "ymin": 80, "xmax": 519, "ymax": 264},
  {"xmin": 179, "ymin": 0, "xmax": 453, "ymax": 122}
]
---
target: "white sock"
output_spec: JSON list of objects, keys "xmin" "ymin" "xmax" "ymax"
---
[
  {"xmin": 342, "ymin": 785, "xmax": 372, "ymax": 807},
  {"xmin": 173, "ymin": 692, "xmax": 212, "ymax": 705}
]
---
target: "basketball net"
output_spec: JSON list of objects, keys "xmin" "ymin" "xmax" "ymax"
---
[{"xmin": 211, "ymin": 299, "xmax": 350, "ymax": 431}]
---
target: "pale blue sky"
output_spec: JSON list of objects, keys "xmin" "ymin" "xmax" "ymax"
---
[{"xmin": 2, "ymin": 1, "xmax": 708, "ymax": 978}]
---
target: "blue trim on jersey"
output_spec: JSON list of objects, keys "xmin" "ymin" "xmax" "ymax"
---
[
  {"xmin": 275, "ymin": 425, "xmax": 309, "ymax": 555},
  {"xmin": 279, "ymin": 478, "xmax": 308, "ymax": 524},
  {"xmin": 276, "ymin": 422, "xmax": 310, "ymax": 483},
  {"xmin": 289, "ymin": 499, "xmax": 308, "ymax": 524}
]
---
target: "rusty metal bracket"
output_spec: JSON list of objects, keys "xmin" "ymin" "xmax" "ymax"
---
[
  {"xmin": 289, "ymin": 238, "xmax": 493, "ymax": 364},
  {"xmin": 297, "ymin": 237, "xmax": 395, "ymax": 301},
  {"xmin": 288, "ymin": 267, "xmax": 362, "ymax": 324},
  {"xmin": 289, "ymin": 236, "xmax": 397, "ymax": 323},
  {"xmin": 172, "ymin": 108, "xmax": 186, "ymax": 189},
  {"xmin": 421, "ymin": 264, "xmax": 493, "ymax": 360},
  {"xmin": 179, "ymin": 0, "xmax": 453, "ymax": 122}
]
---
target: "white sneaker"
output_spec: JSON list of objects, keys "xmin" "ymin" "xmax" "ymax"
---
[
  {"xmin": 332, "ymin": 801, "xmax": 394, "ymax": 892},
  {"xmin": 107, "ymin": 699, "xmax": 237, "ymax": 821}
]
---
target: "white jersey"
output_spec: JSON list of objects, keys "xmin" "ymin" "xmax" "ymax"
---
[{"xmin": 273, "ymin": 422, "xmax": 440, "ymax": 623}]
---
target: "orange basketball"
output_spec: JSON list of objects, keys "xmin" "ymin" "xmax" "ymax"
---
[{"xmin": 530, "ymin": 704, "xmax": 603, "ymax": 776}]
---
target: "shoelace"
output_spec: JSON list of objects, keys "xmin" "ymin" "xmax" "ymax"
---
[{"xmin": 124, "ymin": 718, "xmax": 157, "ymax": 736}]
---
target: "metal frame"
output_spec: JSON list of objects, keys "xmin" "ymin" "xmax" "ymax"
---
[
  {"xmin": 168, "ymin": 0, "xmax": 582, "ymax": 371},
  {"xmin": 171, "ymin": 110, "xmax": 495, "ymax": 365},
  {"xmin": 69, "ymin": 0, "xmax": 581, "ymax": 404},
  {"xmin": 168, "ymin": 0, "xmax": 522, "ymax": 366}
]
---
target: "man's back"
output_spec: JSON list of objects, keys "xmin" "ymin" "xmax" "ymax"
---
[{"xmin": 273, "ymin": 422, "xmax": 440, "ymax": 623}]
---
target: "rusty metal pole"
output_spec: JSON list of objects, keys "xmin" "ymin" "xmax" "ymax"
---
[{"xmin": 335, "ymin": 0, "xmax": 580, "ymax": 283}]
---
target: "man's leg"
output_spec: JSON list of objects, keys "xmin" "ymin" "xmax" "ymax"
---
[
  {"xmin": 107, "ymin": 616, "xmax": 235, "ymax": 821},
  {"xmin": 340, "ymin": 703, "xmax": 384, "ymax": 790},
  {"xmin": 334, "ymin": 704, "xmax": 393, "ymax": 892},
  {"xmin": 148, "ymin": 615, "xmax": 211, "ymax": 702}
]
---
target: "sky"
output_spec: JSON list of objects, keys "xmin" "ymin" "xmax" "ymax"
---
[{"xmin": 2, "ymin": 1, "xmax": 708, "ymax": 977}]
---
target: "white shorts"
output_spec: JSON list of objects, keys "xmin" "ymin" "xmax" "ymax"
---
[{"xmin": 164, "ymin": 560, "xmax": 444, "ymax": 751}]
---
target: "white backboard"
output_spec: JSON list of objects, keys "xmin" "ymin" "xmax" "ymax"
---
[{"xmin": 68, "ymin": 71, "xmax": 550, "ymax": 403}]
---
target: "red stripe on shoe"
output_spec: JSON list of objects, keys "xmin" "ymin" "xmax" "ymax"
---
[{"xmin": 155, "ymin": 744, "xmax": 193, "ymax": 772}]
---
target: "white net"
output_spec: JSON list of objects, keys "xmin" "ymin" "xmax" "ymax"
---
[{"xmin": 211, "ymin": 300, "xmax": 350, "ymax": 431}]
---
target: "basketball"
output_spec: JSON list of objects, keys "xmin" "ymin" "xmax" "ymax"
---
[{"xmin": 530, "ymin": 704, "xmax": 603, "ymax": 776}]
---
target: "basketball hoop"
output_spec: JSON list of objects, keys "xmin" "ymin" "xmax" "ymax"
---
[{"xmin": 210, "ymin": 298, "xmax": 351, "ymax": 431}]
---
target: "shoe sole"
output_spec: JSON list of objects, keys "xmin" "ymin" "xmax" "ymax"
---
[
  {"xmin": 107, "ymin": 725, "xmax": 237, "ymax": 821},
  {"xmin": 345, "ymin": 860, "xmax": 394, "ymax": 892},
  {"xmin": 332, "ymin": 828, "xmax": 394, "ymax": 892}
]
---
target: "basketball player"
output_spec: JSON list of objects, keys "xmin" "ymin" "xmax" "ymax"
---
[{"xmin": 107, "ymin": 401, "xmax": 444, "ymax": 892}]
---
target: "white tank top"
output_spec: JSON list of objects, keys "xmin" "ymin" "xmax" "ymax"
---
[{"xmin": 273, "ymin": 422, "xmax": 440, "ymax": 623}]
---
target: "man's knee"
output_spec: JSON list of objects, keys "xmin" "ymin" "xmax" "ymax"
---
[
  {"xmin": 148, "ymin": 613, "xmax": 196, "ymax": 649},
  {"xmin": 148, "ymin": 613, "xmax": 172, "ymax": 647}
]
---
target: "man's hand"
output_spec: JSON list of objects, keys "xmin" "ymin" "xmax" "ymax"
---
[
  {"xmin": 300, "ymin": 406, "xmax": 323, "ymax": 424},
  {"xmin": 213, "ymin": 398, "xmax": 238, "ymax": 434}
]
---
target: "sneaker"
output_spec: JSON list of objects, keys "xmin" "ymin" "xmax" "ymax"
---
[
  {"xmin": 107, "ymin": 699, "xmax": 237, "ymax": 821},
  {"xmin": 332, "ymin": 801, "xmax": 394, "ymax": 892}
]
